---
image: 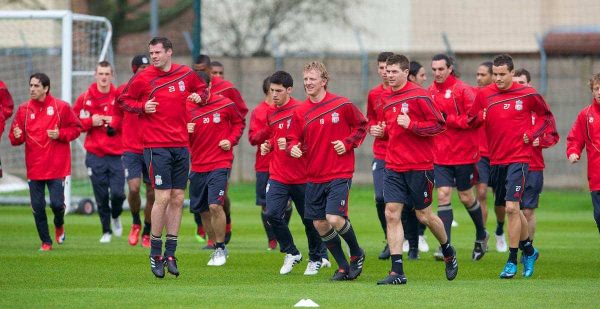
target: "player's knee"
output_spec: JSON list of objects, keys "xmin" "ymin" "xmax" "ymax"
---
[
  {"xmin": 384, "ymin": 207, "xmax": 400, "ymax": 223},
  {"xmin": 437, "ymin": 187, "xmax": 451, "ymax": 203},
  {"xmin": 505, "ymin": 204, "xmax": 520, "ymax": 215}
]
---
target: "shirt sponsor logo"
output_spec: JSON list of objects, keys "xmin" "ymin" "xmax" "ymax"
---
[
  {"xmin": 47, "ymin": 106, "xmax": 54, "ymax": 116},
  {"xmin": 515, "ymin": 100, "xmax": 523, "ymax": 111},
  {"xmin": 401, "ymin": 102, "xmax": 409, "ymax": 114},
  {"xmin": 331, "ymin": 112, "xmax": 339, "ymax": 124},
  {"xmin": 213, "ymin": 112, "xmax": 221, "ymax": 123},
  {"xmin": 155, "ymin": 175, "xmax": 163, "ymax": 186}
]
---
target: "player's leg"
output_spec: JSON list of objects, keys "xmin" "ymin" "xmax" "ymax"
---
[
  {"xmin": 29, "ymin": 180, "xmax": 52, "ymax": 250},
  {"xmin": 123, "ymin": 152, "xmax": 143, "ymax": 246},
  {"xmin": 257, "ymin": 172, "xmax": 277, "ymax": 249},
  {"xmin": 434, "ymin": 165, "xmax": 454, "ymax": 260},
  {"xmin": 47, "ymin": 179, "xmax": 66, "ymax": 245},
  {"xmin": 372, "ymin": 159, "xmax": 389, "ymax": 259},
  {"xmin": 456, "ymin": 164, "xmax": 488, "ymax": 260},
  {"xmin": 86, "ymin": 153, "xmax": 112, "ymax": 242},
  {"xmin": 108, "ymin": 155, "xmax": 126, "ymax": 237}
]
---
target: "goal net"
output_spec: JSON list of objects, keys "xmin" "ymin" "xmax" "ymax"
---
[{"xmin": 0, "ymin": 10, "xmax": 113, "ymax": 210}]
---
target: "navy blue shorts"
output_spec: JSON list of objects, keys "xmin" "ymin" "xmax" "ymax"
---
[
  {"xmin": 372, "ymin": 159, "xmax": 385, "ymax": 205},
  {"xmin": 304, "ymin": 179, "xmax": 351, "ymax": 220},
  {"xmin": 384, "ymin": 169, "xmax": 434, "ymax": 210},
  {"xmin": 143, "ymin": 147, "xmax": 189, "ymax": 190},
  {"xmin": 189, "ymin": 168, "xmax": 230, "ymax": 213},
  {"xmin": 255, "ymin": 172, "xmax": 269, "ymax": 206},
  {"xmin": 122, "ymin": 152, "xmax": 150, "ymax": 184},
  {"xmin": 521, "ymin": 170, "xmax": 543, "ymax": 209},
  {"xmin": 477, "ymin": 156, "xmax": 491, "ymax": 186},
  {"xmin": 490, "ymin": 163, "xmax": 528, "ymax": 207},
  {"xmin": 434, "ymin": 164, "xmax": 478, "ymax": 191},
  {"xmin": 265, "ymin": 179, "xmax": 306, "ymax": 219}
]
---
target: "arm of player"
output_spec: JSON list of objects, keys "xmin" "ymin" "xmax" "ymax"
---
[
  {"xmin": 248, "ymin": 110, "xmax": 272, "ymax": 146},
  {"xmin": 408, "ymin": 97, "xmax": 446, "ymax": 136},
  {"xmin": 342, "ymin": 103, "xmax": 368, "ymax": 151},
  {"xmin": 566, "ymin": 109, "xmax": 586, "ymax": 163},
  {"xmin": 56, "ymin": 104, "xmax": 83, "ymax": 143},
  {"xmin": 117, "ymin": 77, "xmax": 146, "ymax": 115},
  {"xmin": 526, "ymin": 94, "xmax": 557, "ymax": 142},
  {"xmin": 0, "ymin": 87, "xmax": 14, "ymax": 120},
  {"xmin": 8, "ymin": 107, "xmax": 25, "ymax": 146},
  {"xmin": 467, "ymin": 91, "xmax": 485, "ymax": 129},
  {"xmin": 446, "ymin": 85, "xmax": 477, "ymax": 130},
  {"xmin": 72, "ymin": 94, "xmax": 93, "ymax": 132},
  {"xmin": 222, "ymin": 88, "xmax": 248, "ymax": 119},
  {"xmin": 286, "ymin": 110, "xmax": 304, "ymax": 157},
  {"xmin": 226, "ymin": 105, "xmax": 246, "ymax": 147}
]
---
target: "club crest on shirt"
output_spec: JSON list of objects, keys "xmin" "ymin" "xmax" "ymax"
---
[
  {"xmin": 444, "ymin": 89, "xmax": 452, "ymax": 99},
  {"xmin": 178, "ymin": 80, "xmax": 185, "ymax": 92},
  {"xmin": 401, "ymin": 102, "xmax": 409, "ymax": 114},
  {"xmin": 589, "ymin": 116, "xmax": 594, "ymax": 123},
  {"xmin": 47, "ymin": 106, "xmax": 54, "ymax": 116},
  {"xmin": 30, "ymin": 113, "xmax": 35, "ymax": 120},
  {"xmin": 331, "ymin": 112, "xmax": 339, "ymax": 124},
  {"xmin": 79, "ymin": 109, "xmax": 90, "ymax": 119},
  {"xmin": 515, "ymin": 100, "xmax": 523, "ymax": 111},
  {"xmin": 213, "ymin": 112, "xmax": 221, "ymax": 123}
]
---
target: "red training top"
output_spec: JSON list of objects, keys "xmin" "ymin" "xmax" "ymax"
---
[
  {"xmin": 566, "ymin": 99, "xmax": 600, "ymax": 191},
  {"xmin": 428, "ymin": 75, "xmax": 479, "ymax": 165},
  {"xmin": 287, "ymin": 92, "xmax": 367, "ymax": 183},
  {"xmin": 468, "ymin": 83, "xmax": 556, "ymax": 166},
  {"xmin": 118, "ymin": 64, "xmax": 208, "ymax": 148},
  {"xmin": 9, "ymin": 93, "xmax": 81, "ymax": 180},
  {"xmin": 366, "ymin": 83, "xmax": 389, "ymax": 160},
  {"xmin": 382, "ymin": 81, "xmax": 446, "ymax": 172},
  {"xmin": 248, "ymin": 100, "xmax": 274, "ymax": 172},
  {"xmin": 267, "ymin": 97, "xmax": 306, "ymax": 184},
  {"xmin": 112, "ymin": 83, "xmax": 144, "ymax": 154},
  {"xmin": 187, "ymin": 94, "xmax": 245, "ymax": 173},
  {"xmin": 211, "ymin": 76, "xmax": 248, "ymax": 119},
  {"xmin": 73, "ymin": 83, "xmax": 123, "ymax": 156},
  {"xmin": 0, "ymin": 80, "xmax": 15, "ymax": 138}
]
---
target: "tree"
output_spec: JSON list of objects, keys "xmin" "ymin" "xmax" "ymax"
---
[
  {"xmin": 84, "ymin": 0, "xmax": 193, "ymax": 50},
  {"xmin": 203, "ymin": 0, "xmax": 359, "ymax": 57}
]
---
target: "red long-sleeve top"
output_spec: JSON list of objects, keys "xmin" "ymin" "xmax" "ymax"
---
[
  {"xmin": 529, "ymin": 113, "xmax": 560, "ymax": 171},
  {"xmin": 566, "ymin": 99, "xmax": 600, "ymax": 191},
  {"xmin": 383, "ymin": 82, "xmax": 446, "ymax": 172},
  {"xmin": 211, "ymin": 76, "xmax": 248, "ymax": 119},
  {"xmin": 112, "ymin": 83, "xmax": 144, "ymax": 154},
  {"xmin": 474, "ymin": 87, "xmax": 489, "ymax": 157},
  {"xmin": 9, "ymin": 94, "xmax": 81, "ymax": 180},
  {"xmin": 429, "ymin": 75, "xmax": 479, "ymax": 165},
  {"xmin": 73, "ymin": 83, "xmax": 123, "ymax": 156},
  {"xmin": 248, "ymin": 100, "xmax": 274, "ymax": 172},
  {"xmin": 468, "ymin": 83, "xmax": 556, "ymax": 166},
  {"xmin": 187, "ymin": 94, "xmax": 245, "ymax": 173},
  {"xmin": 0, "ymin": 80, "xmax": 14, "ymax": 138},
  {"xmin": 118, "ymin": 64, "xmax": 208, "ymax": 148},
  {"xmin": 287, "ymin": 92, "xmax": 367, "ymax": 183},
  {"xmin": 366, "ymin": 83, "xmax": 389, "ymax": 160},
  {"xmin": 267, "ymin": 97, "xmax": 306, "ymax": 184}
]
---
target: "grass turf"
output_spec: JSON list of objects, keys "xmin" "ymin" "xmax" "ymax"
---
[{"xmin": 0, "ymin": 183, "xmax": 599, "ymax": 308}]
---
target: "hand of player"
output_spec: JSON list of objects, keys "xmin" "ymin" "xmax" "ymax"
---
[
  {"xmin": 331, "ymin": 140, "xmax": 346, "ymax": 155},
  {"xmin": 290, "ymin": 143, "xmax": 302, "ymax": 158},
  {"xmin": 47, "ymin": 125, "xmax": 59, "ymax": 140},
  {"xmin": 260, "ymin": 140, "xmax": 271, "ymax": 155},
  {"xmin": 369, "ymin": 123, "xmax": 384, "ymax": 137},
  {"xmin": 188, "ymin": 93, "xmax": 202, "ymax": 104},
  {"xmin": 277, "ymin": 137, "xmax": 287, "ymax": 150},
  {"xmin": 532, "ymin": 137, "xmax": 540, "ymax": 147},
  {"xmin": 523, "ymin": 133, "xmax": 530, "ymax": 144},
  {"xmin": 568, "ymin": 153, "xmax": 580, "ymax": 164},
  {"xmin": 92, "ymin": 114, "xmax": 104, "ymax": 126},
  {"xmin": 145, "ymin": 97, "xmax": 158, "ymax": 113},
  {"xmin": 187, "ymin": 122, "xmax": 195, "ymax": 133},
  {"xmin": 102, "ymin": 115, "xmax": 113, "ymax": 124},
  {"xmin": 397, "ymin": 112, "xmax": 410, "ymax": 128},
  {"xmin": 219, "ymin": 139, "xmax": 232, "ymax": 151},
  {"xmin": 13, "ymin": 125, "xmax": 22, "ymax": 139}
]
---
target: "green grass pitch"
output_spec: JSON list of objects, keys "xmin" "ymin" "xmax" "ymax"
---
[{"xmin": 1, "ymin": 183, "xmax": 599, "ymax": 308}]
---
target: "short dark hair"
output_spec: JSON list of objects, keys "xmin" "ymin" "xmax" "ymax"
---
[
  {"xmin": 195, "ymin": 54, "xmax": 211, "ymax": 66},
  {"xmin": 270, "ymin": 71, "xmax": 293, "ymax": 88},
  {"xmin": 195, "ymin": 70, "xmax": 211, "ymax": 85},
  {"xmin": 409, "ymin": 61, "xmax": 423, "ymax": 78},
  {"xmin": 480, "ymin": 61, "xmax": 493, "ymax": 75},
  {"xmin": 211, "ymin": 61, "xmax": 223, "ymax": 68},
  {"xmin": 493, "ymin": 54, "xmax": 514, "ymax": 71},
  {"xmin": 514, "ymin": 68, "xmax": 531, "ymax": 83},
  {"xmin": 432, "ymin": 53, "xmax": 459, "ymax": 77},
  {"xmin": 377, "ymin": 52, "xmax": 394, "ymax": 63},
  {"xmin": 386, "ymin": 54, "xmax": 410, "ymax": 71},
  {"xmin": 30, "ymin": 72, "xmax": 50, "ymax": 92},
  {"xmin": 96, "ymin": 60, "xmax": 112, "ymax": 73},
  {"xmin": 149, "ymin": 37, "xmax": 173, "ymax": 51},
  {"xmin": 262, "ymin": 76, "xmax": 271, "ymax": 95}
]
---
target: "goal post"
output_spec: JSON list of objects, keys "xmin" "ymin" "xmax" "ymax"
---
[{"xmin": 0, "ymin": 10, "xmax": 113, "ymax": 211}]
